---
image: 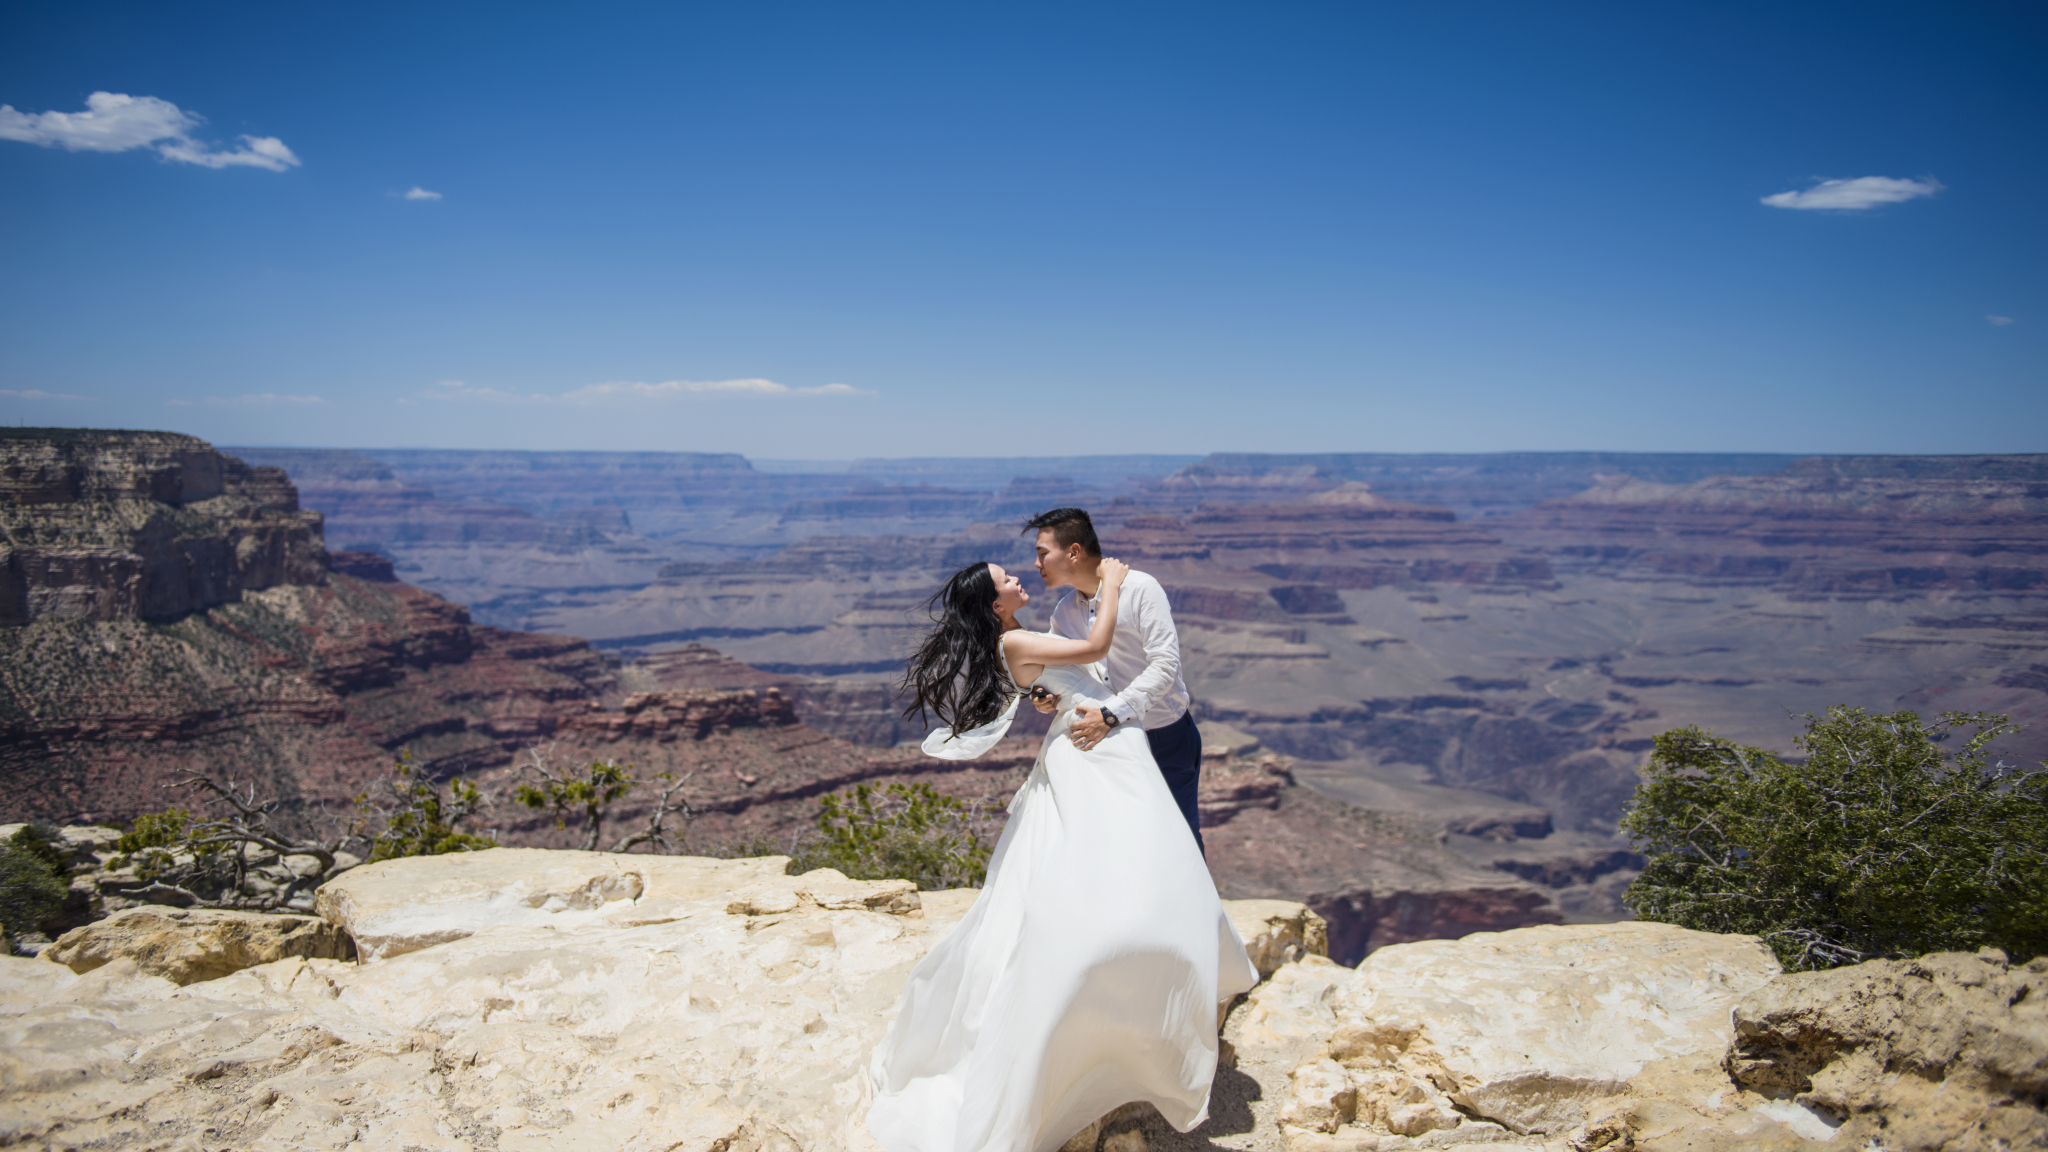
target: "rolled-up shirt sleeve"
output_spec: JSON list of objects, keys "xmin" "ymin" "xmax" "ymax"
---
[{"xmin": 1107, "ymin": 578, "xmax": 1181, "ymax": 727}]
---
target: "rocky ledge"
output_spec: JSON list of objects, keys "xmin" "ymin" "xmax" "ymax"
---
[{"xmin": 4, "ymin": 849, "xmax": 2039, "ymax": 1151}]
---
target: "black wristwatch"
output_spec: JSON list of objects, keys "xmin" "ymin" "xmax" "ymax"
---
[{"xmin": 1101, "ymin": 709, "xmax": 1120, "ymax": 730}]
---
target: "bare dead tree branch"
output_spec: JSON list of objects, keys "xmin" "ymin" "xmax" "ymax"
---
[{"xmin": 610, "ymin": 772, "xmax": 694, "ymax": 854}]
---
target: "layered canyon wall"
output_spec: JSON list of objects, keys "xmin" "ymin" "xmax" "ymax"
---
[
  {"xmin": 0, "ymin": 429, "xmax": 327, "ymax": 625},
  {"xmin": 1, "ymin": 432, "xmax": 1563, "ymax": 961},
  {"xmin": 0, "ymin": 433, "xmax": 928, "ymax": 832},
  {"xmin": 227, "ymin": 443, "xmax": 2042, "ymax": 864},
  {"xmin": 15, "ymin": 434, "xmax": 2044, "ymax": 962},
  {"xmin": 522, "ymin": 452, "xmax": 2048, "ymax": 885}
]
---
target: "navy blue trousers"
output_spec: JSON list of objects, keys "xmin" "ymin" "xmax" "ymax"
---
[{"xmin": 1146, "ymin": 711, "xmax": 1205, "ymax": 855}]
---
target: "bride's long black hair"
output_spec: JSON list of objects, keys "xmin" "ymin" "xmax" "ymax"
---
[{"xmin": 900, "ymin": 562, "xmax": 1015, "ymax": 736}]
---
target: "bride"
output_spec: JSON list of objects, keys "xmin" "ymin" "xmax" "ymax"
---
[{"xmin": 865, "ymin": 558, "xmax": 1258, "ymax": 1152}]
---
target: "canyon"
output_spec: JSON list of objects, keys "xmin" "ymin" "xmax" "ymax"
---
[
  {"xmin": 1, "ymin": 432, "xmax": 1580, "ymax": 960},
  {"xmin": 494, "ymin": 450, "xmax": 2048, "ymax": 859},
  {"xmin": 7, "ymin": 431, "xmax": 2045, "ymax": 962}
]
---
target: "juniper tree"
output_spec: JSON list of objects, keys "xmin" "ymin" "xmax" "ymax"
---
[
  {"xmin": 1621, "ymin": 707, "xmax": 2047, "ymax": 970},
  {"xmin": 795, "ymin": 782, "xmax": 997, "ymax": 890}
]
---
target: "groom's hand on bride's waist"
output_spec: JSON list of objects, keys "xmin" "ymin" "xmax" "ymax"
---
[
  {"xmin": 1031, "ymin": 691, "xmax": 1061, "ymax": 715},
  {"xmin": 1069, "ymin": 707, "xmax": 1112, "ymax": 750}
]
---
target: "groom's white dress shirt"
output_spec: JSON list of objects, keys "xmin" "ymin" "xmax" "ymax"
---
[{"xmin": 1048, "ymin": 569, "xmax": 1191, "ymax": 731}]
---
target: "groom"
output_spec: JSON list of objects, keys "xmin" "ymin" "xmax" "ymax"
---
[{"xmin": 1023, "ymin": 507, "xmax": 1205, "ymax": 855}]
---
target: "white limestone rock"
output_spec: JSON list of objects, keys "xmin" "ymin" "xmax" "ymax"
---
[
  {"xmin": 1278, "ymin": 1057, "xmax": 1356, "ymax": 1132},
  {"xmin": 1223, "ymin": 952, "xmax": 1348, "ymax": 1057},
  {"xmin": 310, "ymin": 847, "xmax": 794, "ymax": 959},
  {"xmin": 1250, "ymin": 921, "xmax": 1781, "ymax": 1146},
  {"xmin": 1227, "ymin": 898, "xmax": 1330, "ymax": 979},
  {"xmin": 3, "ymin": 872, "xmax": 951, "ymax": 1151},
  {"xmin": 42, "ymin": 905, "xmax": 354, "ymax": 984},
  {"xmin": 6, "ymin": 850, "xmax": 1853, "ymax": 1152},
  {"xmin": 725, "ymin": 867, "xmax": 922, "ymax": 917}
]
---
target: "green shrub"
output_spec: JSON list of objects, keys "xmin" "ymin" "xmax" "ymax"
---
[
  {"xmin": 358, "ymin": 752, "xmax": 494, "ymax": 862},
  {"xmin": 115, "ymin": 809, "xmax": 191, "ymax": 855},
  {"xmin": 0, "ymin": 838, "xmax": 67, "ymax": 943},
  {"xmin": 1622, "ymin": 707, "xmax": 2048, "ymax": 970},
  {"xmin": 10, "ymin": 824, "xmax": 72, "ymax": 875},
  {"xmin": 514, "ymin": 753, "xmax": 633, "ymax": 852},
  {"xmin": 797, "ymin": 782, "xmax": 995, "ymax": 890},
  {"xmin": 110, "ymin": 809, "xmax": 209, "ymax": 881},
  {"xmin": 106, "ymin": 753, "xmax": 498, "ymax": 908}
]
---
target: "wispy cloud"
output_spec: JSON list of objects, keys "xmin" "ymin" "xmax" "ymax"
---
[
  {"xmin": 562, "ymin": 379, "xmax": 868, "ymax": 401},
  {"xmin": 1988, "ymin": 315, "xmax": 2015, "ymax": 327},
  {"xmin": 1761, "ymin": 176, "xmax": 1941, "ymax": 211},
  {"xmin": 420, "ymin": 378, "xmax": 873, "ymax": 405},
  {"xmin": 165, "ymin": 393, "xmax": 326, "ymax": 408},
  {"xmin": 0, "ymin": 91, "xmax": 299, "ymax": 172},
  {"xmin": 0, "ymin": 388, "xmax": 92, "ymax": 401},
  {"xmin": 403, "ymin": 186, "xmax": 442, "ymax": 201}
]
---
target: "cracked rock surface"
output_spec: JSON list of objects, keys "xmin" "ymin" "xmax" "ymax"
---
[
  {"xmin": 0, "ymin": 850, "xmax": 1326, "ymax": 1151},
  {"xmin": 5, "ymin": 848, "xmax": 2040, "ymax": 1152}
]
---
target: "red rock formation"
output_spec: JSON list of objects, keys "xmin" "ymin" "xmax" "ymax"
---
[
  {"xmin": 1197, "ymin": 754, "xmax": 1561, "ymax": 964},
  {"xmin": 0, "ymin": 433, "xmax": 856, "ymax": 826},
  {"xmin": 620, "ymin": 642, "xmax": 799, "ymax": 692},
  {"xmin": 0, "ymin": 429, "xmax": 327, "ymax": 624}
]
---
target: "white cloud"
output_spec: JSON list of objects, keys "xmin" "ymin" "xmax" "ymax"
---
[
  {"xmin": 420, "ymin": 381, "xmax": 553, "ymax": 404},
  {"xmin": 561, "ymin": 378, "xmax": 869, "ymax": 401},
  {"xmin": 164, "ymin": 393, "xmax": 326, "ymax": 408},
  {"xmin": 1987, "ymin": 315, "xmax": 2015, "ymax": 326},
  {"xmin": 422, "ymin": 378, "xmax": 873, "ymax": 404},
  {"xmin": 1761, "ymin": 176, "xmax": 1941, "ymax": 211},
  {"xmin": 0, "ymin": 388, "xmax": 92, "ymax": 401},
  {"xmin": 403, "ymin": 186, "xmax": 442, "ymax": 201},
  {"xmin": 0, "ymin": 91, "xmax": 299, "ymax": 172}
]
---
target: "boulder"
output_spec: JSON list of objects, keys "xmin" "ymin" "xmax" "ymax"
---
[
  {"xmin": 1, "ymin": 860, "xmax": 949, "ymax": 1152},
  {"xmin": 1226, "ymin": 898, "xmax": 1330, "ymax": 979},
  {"xmin": 1242, "ymin": 922, "xmax": 1783, "ymax": 1144},
  {"xmin": 41, "ymin": 905, "xmax": 354, "ymax": 985},
  {"xmin": 311, "ymin": 847, "xmax": 793, "ymax": 959},
  {"xmin": 1727, "ymin": 947, "xmax": 2048, "ymax": 1150},
  {"xmin": 724, "ymin": 868, "xmax": 921, "ymax": 917}
]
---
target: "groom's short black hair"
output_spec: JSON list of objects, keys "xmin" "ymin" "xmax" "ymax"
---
[{"xmin": 1023, "ymin": 508, "xmax": 1101, "ymax": 558}]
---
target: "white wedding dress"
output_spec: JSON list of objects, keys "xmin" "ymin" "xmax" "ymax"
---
[{"xmin": 866, "ymin": 661, "xmax": 1259, "ymax": 1152}]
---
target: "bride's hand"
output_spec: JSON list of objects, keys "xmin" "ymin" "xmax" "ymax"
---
[{"xmin": 1098, "ymin": 557, "xmax": 1129, "ymax": 588}]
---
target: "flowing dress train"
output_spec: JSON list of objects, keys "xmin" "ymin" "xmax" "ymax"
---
[{"xmin": 866, "ymin": 662, "xmax": 1259, "ymax": 1152}]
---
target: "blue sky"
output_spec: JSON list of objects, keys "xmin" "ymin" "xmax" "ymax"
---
[{"xmin": 1, "ymin": 2, "xmax": 2041, "ymax": 458}]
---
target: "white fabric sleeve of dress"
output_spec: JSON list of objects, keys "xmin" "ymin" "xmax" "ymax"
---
[{"xmin": 920, "ymin": 694, "xmax": 1021, "ymax": 760}]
